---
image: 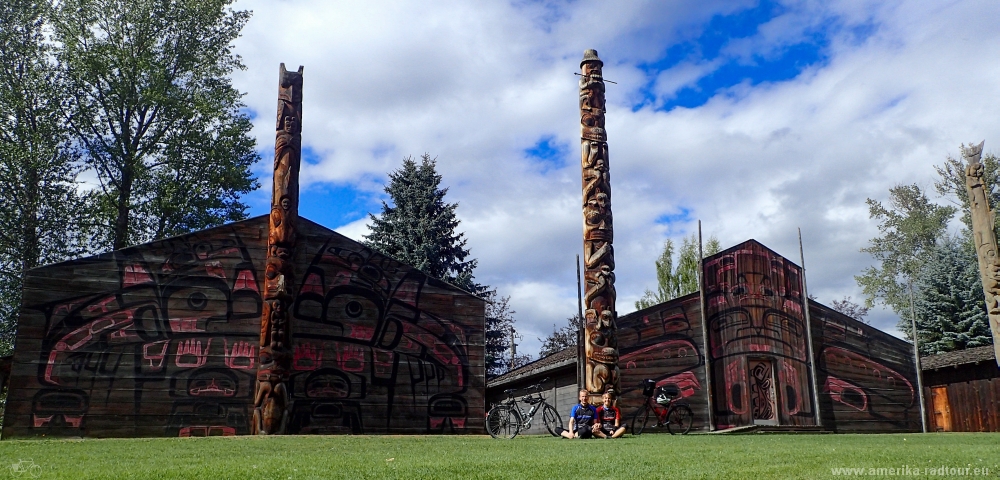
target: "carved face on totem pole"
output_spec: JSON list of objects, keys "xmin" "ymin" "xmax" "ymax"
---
[{"xmin": 254, "ymin": 64, "xmax": 304, "ymax": 435}]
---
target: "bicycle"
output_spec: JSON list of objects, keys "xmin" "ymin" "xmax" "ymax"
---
[
  {"xmin": 486, "ymin": 378, "xmax": 563, "ymax": 439},
  {"xmin": 630, "ymin": 378, "xmax": 694, "ymax": 435},
  {"xmin": 10, "ymin": 459, "xmax": 42, "ymax": 478}
]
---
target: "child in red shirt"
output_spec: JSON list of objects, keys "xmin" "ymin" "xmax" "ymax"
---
[{"xmin": 594, "ymin": 391, "xmax": 626, "ymax": 438}]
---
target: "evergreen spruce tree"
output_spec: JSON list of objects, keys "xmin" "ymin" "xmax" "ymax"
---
[
  {"xmin": 911, "ymin": 236, "xmax": 993, "ymax": 355},
  {"xmin": 364, "ymin": 154, "xmax": 478, "ymax": 291},
  {"xmin": 483, "ymin": 292, "xmax": 519, "ymax": 379}
]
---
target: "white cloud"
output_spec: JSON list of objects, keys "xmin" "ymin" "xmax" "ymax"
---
[{"xmin": 231, "ymin": 0, "xmax": 1000, "ymax": 354}]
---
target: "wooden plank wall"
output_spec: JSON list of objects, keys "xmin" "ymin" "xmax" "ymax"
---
[
  {"xmin": 3, "ymin": 216, "xmax": 485, "ymax": 438},
  {"xmin": 703, "ymin": 241, "xmax": 816, "ymax": 429},
  {"xmin": 812, "ymin": 305, "xmax": 921, "ymax": 432},
  {"xmin": 616, "ymin": 293, "xmax": 709, "ymax": 432},
  {"xmin": 485, "ymin": 367, "xmax": 577, "ymax": 435},
  {"xmin": 0, "ymin": 356, "xmax": 10, "ymax": 394},
  {"xmin": 4, "ymin": 218, "xmax": 268, "ymax": 438},
  {"xmin": 286, "ymin": 219, "xmax": 485, "ymax": 434},
  {"xmin": 924, "ymin": 363, "xmax": 1000, "ymax": 432}
]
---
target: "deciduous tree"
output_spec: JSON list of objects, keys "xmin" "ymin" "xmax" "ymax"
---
[
  {"xmin": 53, "ymin": 0, "xmax": 259, "ymax": 250},
  {"xmin": 636, "ymin": 233, "xmax": 720, "ymax": 310},
  {"xmin": 856, "ymin": 184, "xmax": 955, "ymax": 316},
  {"xmin": 934, "ymin": 147, "xmax": 1000, "ymax": 236},
  {"xmin": 0, "ymin": 0, "xmax": 87, "ymax": 354},
  {"xmin": 828, "ymin": 296, "xmax": 870, "ymax": 324},
  {"xmin": 538, "ymin": 314, "xmax": 583, "ymax": 358}
]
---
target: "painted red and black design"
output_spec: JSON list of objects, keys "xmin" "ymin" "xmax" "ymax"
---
[
  {"xmin": 703, "ymin": 241, "xmax": 814, "ymax": 429},
  {"xmin": 2, "ymin": 217, "xmax": 485, "ymax": 438}
]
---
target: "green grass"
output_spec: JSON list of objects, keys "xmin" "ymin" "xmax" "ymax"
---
[{"xmin": 0, "ymin": 433, "xmax": 996, "ymax": 479}]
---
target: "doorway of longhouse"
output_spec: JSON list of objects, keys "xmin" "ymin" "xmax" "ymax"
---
[{"xmin": 749, "ymin": 357, "xmax": 779, "ymax": 425}]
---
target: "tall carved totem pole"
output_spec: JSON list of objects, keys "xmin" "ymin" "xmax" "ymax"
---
[
  {"xmin": 579, "ymin": 50, "xmax": 620, "ymax": 398},
  {"xmin": 962, "ymin": 140, "xmax": 1000, "ymax": 367},
  {"xmin": 253, "ymin": 64, "xmax": 303, "ymax": 434}
]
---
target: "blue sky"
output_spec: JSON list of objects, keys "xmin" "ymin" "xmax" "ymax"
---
[{"xmin": 234, "ymin": 0, "xmax": 1000, "ymax": 357}]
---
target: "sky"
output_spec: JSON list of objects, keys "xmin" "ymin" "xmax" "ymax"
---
[{"xmin": 228, "ymin": 0, "xmax": 1000, "ymax": 360}]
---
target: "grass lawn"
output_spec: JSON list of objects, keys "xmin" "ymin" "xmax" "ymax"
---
[{"xmin": 0, "ymin": 432, "xmax": 996, "ymax": 479}]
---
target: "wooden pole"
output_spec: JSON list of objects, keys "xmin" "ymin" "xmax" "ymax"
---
[
  {"xmin": 577, "ymin": 254, "xmax": 584, "ymax": 390},
  {"xmin": 253, "ymin": 64, "xmax": 303, "ymax": 435},
  {"xmin": 798, "ymin": 228, "xmax": 823, "ymax": 428},
  {"xmin": 697, "ymin": 220, "xmax": 715, "ymax": 431},
  {"xmin": 908, "ymin": 280, "xmax": 928, "ymax": 433},
  {"xmin": 578, "ymin": 49, "xmax": 619, "ymax": 400},
  {"xmin": 960, "ymin": 141, "xmax": 1000, "ymax": 367},
  {"xmin": 510, "ymin": 327, "xmax": 516, "ymax": 369}
]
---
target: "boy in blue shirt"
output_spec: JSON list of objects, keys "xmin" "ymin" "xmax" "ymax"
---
[{"xmin": 557, "ymin": 389, "xmax": 597, "ymax": 439}]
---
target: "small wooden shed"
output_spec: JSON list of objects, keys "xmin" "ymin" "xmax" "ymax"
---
[{"xmin": 921, "ymin": 345, "xmax": 1000, "ymax": 432}]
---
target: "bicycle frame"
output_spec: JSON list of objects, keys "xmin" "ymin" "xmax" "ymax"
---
[
  {"xmin": 486, "ymin": 378, "xmax": 563, "ymax": 439},
  {"xmin": 501, "ymin": 391, "xmax": 544, "ymax": 428},
  {"xmin": 642, "ymin": 393, "xmax": 673, "ymax": 426}
]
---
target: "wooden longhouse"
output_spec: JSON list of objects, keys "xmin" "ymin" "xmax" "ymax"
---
[
  {"xmin": 489, "ymin": 239, "xmax": 924, "ymax": 433},
  {"xmin": 2, "ymin": 216, "xmax": 486, "ymax": 438}
]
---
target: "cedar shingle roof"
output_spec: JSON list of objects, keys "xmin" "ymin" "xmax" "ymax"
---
[
  {"xmin": 921, "ymin": 345, "xmax": 997, "ymax": 370},
  {"xmin": 487, "ymin": 348, "xmax": 576, "ymax": 388}
]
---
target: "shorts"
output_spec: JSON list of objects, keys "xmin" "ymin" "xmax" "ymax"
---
[
  {"xmin": 576, "ymin": 425, "xmax": 593, "ymax": 439},
  {"xmin": 599, "ymin": 424, "xmax": 618, "ymax": 436}
]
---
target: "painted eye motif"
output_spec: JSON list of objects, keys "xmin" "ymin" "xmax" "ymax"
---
[
  {"xmin": 345, "ymin": 301, "xmax": 363, "ymax": 318},
  {"xmin": 188, "ymin": 292, "xmax": 208, "ymax": 310}
]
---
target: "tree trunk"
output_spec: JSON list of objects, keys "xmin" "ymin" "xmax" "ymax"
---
[
  {"xmin": 113, "ymin": 166, "xmax": 134, "ymax": 251},
  {"xmin": 21, "ymin": 161, "xmax": 40, "ymax": 271}
]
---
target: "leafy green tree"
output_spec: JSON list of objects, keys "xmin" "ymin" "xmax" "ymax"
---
[
  {"xmin": 856, "ymin": 184, "xmax": 955, "ymax": 316},
  {"xmin": 53, "ymin": 0, "xmax": 259, "ymax": 250},
  {"xmin": 364, "ymin": 154, "xmax": 478, "ymax": 291},
  {"xmin": 828, "ymin": 296, "xmax": 870, "ymax": 324},
  {"xmin": 911, "ymin": 236, "xmax": 993, "ymax": 355},
  {"xmin": 538, "ymin": 314, "xmax": 583, "ymax": 358},
  {"xmin": 636, "ymin": 233, "xmax": 720, "ymax": 310},
  {"xmin": 0, "ymin": 0, "xmax": 88, "ymax": 355},
  {"xmin": 934, "ymin": 148, "xmax": 1000, "ymax": 236}
]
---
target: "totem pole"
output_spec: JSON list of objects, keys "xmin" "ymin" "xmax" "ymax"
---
[
  {"xmin": 579, "ymin": 49, "xmax": 620, "ymax": 399},
  {"xmin": 253, "ymin": 64, "xmax": 303, "ymax": 434},
  {"xmin": 962, "ymin": 140, "xmax": 1000, "ymax": 367}
]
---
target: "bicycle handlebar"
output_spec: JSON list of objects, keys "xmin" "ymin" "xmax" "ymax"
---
[{"xmin": 524, "ymin": 377, "xmax": 550, "ymax": 392}]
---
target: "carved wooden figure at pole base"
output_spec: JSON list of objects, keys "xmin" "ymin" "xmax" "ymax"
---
[
  {"xmin": 253, "ymin": 64, "xmax": 304, "ymax": 434},
  {"xmin": 962, "ymin": 140, "xmax": 1000, "ymax": 367},
  {"xmin": 579, "ymin": 49, "xmax": 620, "ymax": 400}
]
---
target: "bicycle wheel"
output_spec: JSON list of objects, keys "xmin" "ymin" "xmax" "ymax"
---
[
  {"xmin": 486, "ymin": 405, "xmax": 520, "ymax": 439},
  {"xmin": 541, "ymin": 404, "xmax": 563, "ymax": 437},
  {"xmin": 666, "ymin": 404, "xmax": 694, "ymax": 435},
  {"xmin": 631, "ymin": 405, "xmax": 651, "ymax": 435}
]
